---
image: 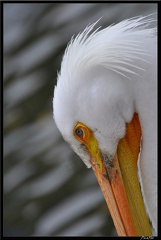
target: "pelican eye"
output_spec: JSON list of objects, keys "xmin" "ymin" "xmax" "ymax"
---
[
  {"xmin": 75, "ymin": 128, "xmax": 84, "ymax": 138},
  {"xmin": 73, "ymin": 122, "xmax": 90, "ymax": 143}
]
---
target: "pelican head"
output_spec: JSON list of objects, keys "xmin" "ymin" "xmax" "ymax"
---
[{"xmin": 53, "ymin": 15, "xmax": 157, "ymax": 236}]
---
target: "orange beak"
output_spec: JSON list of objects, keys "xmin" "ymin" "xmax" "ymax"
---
[{"xmin": 89, "ymin": 113, "xmax": 152, "ymax": 236}]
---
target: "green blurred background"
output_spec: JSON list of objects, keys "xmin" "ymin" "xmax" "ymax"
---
[{"xmin": 3, "ymin": 2, "xmax": 157, "ymax": 236}]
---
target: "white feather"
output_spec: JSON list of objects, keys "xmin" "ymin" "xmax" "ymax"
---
[{"xmin": 60, "ymin": 15, "xmax": 156, "ymax": 81}]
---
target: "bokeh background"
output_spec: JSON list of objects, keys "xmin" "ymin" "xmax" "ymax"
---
[{"xmin": 3, "ymin": 2, "xmax": 157, "ymax": 237}]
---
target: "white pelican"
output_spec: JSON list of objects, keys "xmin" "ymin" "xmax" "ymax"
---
[{"xmin": 53, "ymin": 15, "xmax": 157, "ymax": 236}]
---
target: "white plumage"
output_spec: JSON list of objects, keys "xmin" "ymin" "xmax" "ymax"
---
[{"xmin": 53, "ymin": 15, "xmax": 157, "ymax": 235}]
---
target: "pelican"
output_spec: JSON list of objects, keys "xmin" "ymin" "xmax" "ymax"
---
[{"xmin": 53, "ymin": 15, "xmax": 157, "ymax": 236}]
